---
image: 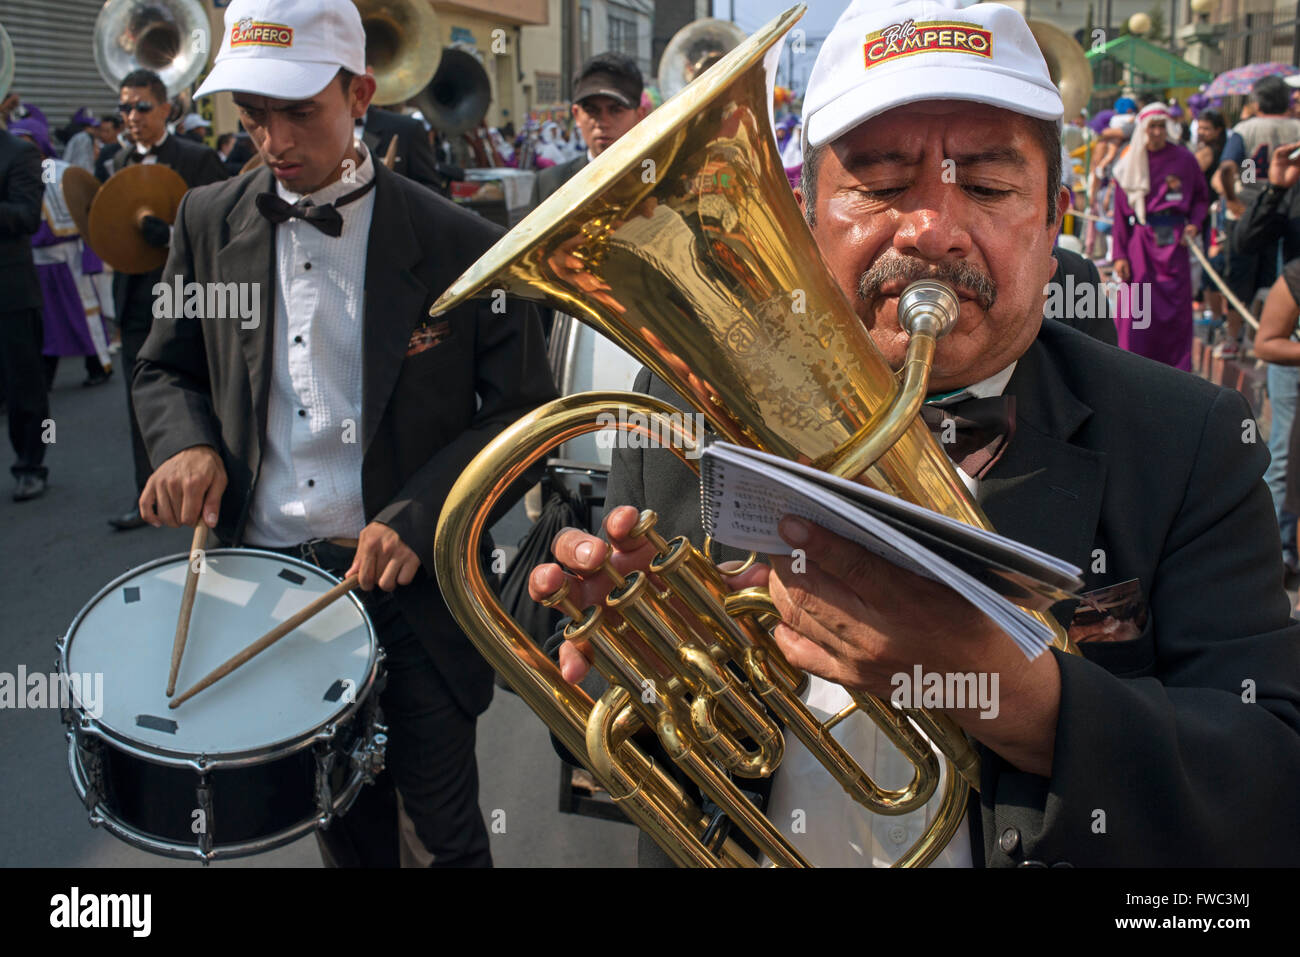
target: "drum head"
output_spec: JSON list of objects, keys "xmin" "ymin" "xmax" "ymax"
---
[{"xmin": 64, "ymin": 550, "xmax": 377, "ymax": 761}]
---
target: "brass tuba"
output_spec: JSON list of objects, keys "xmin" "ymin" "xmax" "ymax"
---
[
  {"xmin": 1027, "ymin": 19, "xmax": 1094, "ymax": 120},
  {"xmin": 354, "ymin": 0, "xmax": 441, "ymax": 107},
  {"xmin": 93, "ymin": 0, "xmax": 211, "ymax": 95},
  {"xmin": 657, "ymin": 17, "xmax": 748, "ymax": 101},
  {"xmin": 413, "ymin": 48, "xmax": 492, "ymax": 139},
  {"xmin": 430, "ymin": 4, "xmax": 1072, "ymax": 867},
  {"xmin": 0, "ymin": 22, "xmax": 14, "ymax": 104}
]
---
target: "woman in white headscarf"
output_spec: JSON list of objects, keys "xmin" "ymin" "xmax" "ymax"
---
[
  {"xmin": 1110, "ymin": 102, "xmax": 1210, "ymax": 370},
  {"xmin": 534, "ymin": 121, "xmax": 569, "ymax": 169}
]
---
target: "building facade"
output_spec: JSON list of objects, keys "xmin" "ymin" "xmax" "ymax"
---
[
  {"xmin": 564, "ymin": 0, "xmax": 655, "ymax": 99},
  {"xmin": 0, "ymin": 0, "xmax": 121, "ymax": 129}
]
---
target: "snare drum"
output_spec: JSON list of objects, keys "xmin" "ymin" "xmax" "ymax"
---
[{"xmin": 59, "ymin": 549, "xmax": 386, "ymax": 862}]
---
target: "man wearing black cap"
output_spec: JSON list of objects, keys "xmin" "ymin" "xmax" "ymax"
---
[{"xmin": 531, "ymin": 53, "xmax": 646, "ymax": 207}]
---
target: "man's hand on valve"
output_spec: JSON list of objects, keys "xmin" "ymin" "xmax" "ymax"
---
[
  {"xmin": 765, "ymin": 515, "xmax": 1062, "ymax": 777},
  {"xmin": 529, "ymin": 505, "xmax": 1063, "ymax": 778},
  {"xmin": 527, "ymin": 505, "xmax": 765, "ymax": 684}
]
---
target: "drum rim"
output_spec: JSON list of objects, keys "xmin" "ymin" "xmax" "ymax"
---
[{"xmin": 60, "ymin": 548, "xmax": 381, "ymax": 768}]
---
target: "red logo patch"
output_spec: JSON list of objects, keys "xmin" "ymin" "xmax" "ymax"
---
[
  {"xmin": 231, "ymin": 19, "xmax": 293, "ymax": 48},
  {"xmin": 863, "ymin": 19, "xmax": 993, "ymax": 68}
]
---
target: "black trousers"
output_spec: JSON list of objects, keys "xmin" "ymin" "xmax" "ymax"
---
[
  {"xmin": 44, "ymin": 355, "xmax": 105, "ymax": 391},
  {"xmin": 1227, "ymin": 221, "xmax": 1280, "ymax": 305},
  {"xmin": 272, "ymin": 542, "xmax": 493, "ymax": 868},
  {"xmin": 119, "ymin": 296, "xmax": 155, "ymax": 494},
  {"xmin": 0, "ymin": 308, "xmax": 51, "ymax": 479}
]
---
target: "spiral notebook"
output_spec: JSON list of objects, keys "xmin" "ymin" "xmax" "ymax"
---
[{"xmin": 699, "ymin": 442, "xmax": 1085, "ymax": 659}]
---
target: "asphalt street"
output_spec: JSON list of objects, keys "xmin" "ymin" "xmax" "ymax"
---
[{"xmin": 0, "ymin": 358, "xmax": 636, "ymax": 867}]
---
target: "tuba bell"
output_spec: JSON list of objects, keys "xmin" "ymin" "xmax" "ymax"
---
[
  {"xmin": 1027, "ymin": 19, "xmax": 1094, "ymax": 120},
  {"xmin": 412, "ymin": 47, "xmax": 492, "ymax": 139},
  {"xmin": 93, "ymin": 0, "xmax": 211, "ymax": 95},
  {"xmin": 0, "ymin": 22, "xmax": 14, "ymax": 104},
  {"xmin": 430, "ymin": 4, "xmax": 1074, "ymax": 867},
  {"xmin": 657, "ymin": 17, "xmax": 748, "ymax": 102},
  {"xmin": 354, "ymin": 0, "xmax": 441, "ymax": 107}
]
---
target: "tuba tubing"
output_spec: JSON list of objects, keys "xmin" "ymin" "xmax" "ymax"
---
[{"xmin": 436, "ymin": 392, "xmax": 779, "ymax": 867}]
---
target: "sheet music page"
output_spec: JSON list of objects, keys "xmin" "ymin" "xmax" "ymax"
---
[{"xmin": 700, "ymin": 442, "xmax": 1074, "ymax": 658}]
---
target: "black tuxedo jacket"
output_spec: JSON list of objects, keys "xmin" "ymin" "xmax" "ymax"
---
[
  {"xmin": 132, "ymin": 161, "xmax": 557, "ymax": 716},
  {"xmin": 0, "ymin": 129, "xmax": 44, "ymax": 311},
  {"xmin": 1051, "ymin": 248, "xmax": 1116, "ymax": 346},
  {"xmin": 106, "ymin": 132, "xmax": 228, "ymax": 182},
  {"xmin": 109, "ymin": 135, "xmax": 228, "ymax": 320},
  {"xmin": 607, "ymin": 320, "xmax": 1300, "ymax": 866},
  {"xmin": 94, "ymin": 141, "xmax": 121, "ymax": 183},
  {"xmin": 363, "ymin": 108, "xmax": 444, "ymax": 193}
]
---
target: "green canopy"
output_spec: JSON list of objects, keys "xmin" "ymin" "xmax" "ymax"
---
[{"xmin": 1085, "ymin": 34, "xmax": 1214, "ymax": 91}]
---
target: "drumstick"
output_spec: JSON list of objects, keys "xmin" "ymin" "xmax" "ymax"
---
[
  {"xmin": 382, "ymin": 135, "xmax": 399, "ymax": 170},
  {"xmin": 165, "ymin": 521, "xmax": 209, "ymax": 697},
  {"xmin": 169, "ymin": 574, "xmax": 358, "ymax": 709}
]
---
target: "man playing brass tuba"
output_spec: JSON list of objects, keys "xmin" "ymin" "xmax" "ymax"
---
[{"xmin": 530, "ymin": 0, "xmax": 1300, "ymax": 866}]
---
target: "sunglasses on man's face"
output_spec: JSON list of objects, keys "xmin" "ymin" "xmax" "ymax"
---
[{"xmin": 117, "ymin": 101, "xmax": 156, "ymax": 115}]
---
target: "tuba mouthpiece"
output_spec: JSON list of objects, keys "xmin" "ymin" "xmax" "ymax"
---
[{"xmin": 898, "ymin": 280, "xmax": 961, "ymax": 340}]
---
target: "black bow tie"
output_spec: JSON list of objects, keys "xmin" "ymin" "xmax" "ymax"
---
[
  {"xmin": 255, "ymin": 178, "xmax": 376, "ymax": 237},
  {"xmin": 919, "ymin": 394, "xmax": 1016, "ymax": 480}
]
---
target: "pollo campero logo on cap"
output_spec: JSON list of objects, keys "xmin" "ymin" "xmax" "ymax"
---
[
  {"xmin": 231, "ymin": 17, "xmax": 294, "ymax": 48},
  {"xmin": 864, "ymin": 19, "xmax": 992, "ymax": 68}
]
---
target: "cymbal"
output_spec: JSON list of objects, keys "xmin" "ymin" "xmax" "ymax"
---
[
  {"xmin": 61, "ymin": 167, "xmax": 100, "ymax": 240},
  {"xmin": 87, "ymin": 164, "xmax": 188, "ymax": 274}
]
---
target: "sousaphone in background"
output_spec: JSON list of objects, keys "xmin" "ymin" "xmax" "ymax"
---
[{"xmin": 81, "ymin": 0, "xmax": 208, "ymax": 274}]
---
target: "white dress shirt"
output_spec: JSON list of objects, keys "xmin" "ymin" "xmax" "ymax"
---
[
  {"xmin": 243, "ymin": 144, "xmax": 376, "ymax": 547},
  {"xmin": 133, "ymin": 131, "xmax": 167, "ymax": 165},
  {"xmin": 63, "ymin": 130, "xmax": 96, "ymax": 174},
  {"xmin": 762, "ymin": 360, "xmax": 1017, "ymax": 867}
]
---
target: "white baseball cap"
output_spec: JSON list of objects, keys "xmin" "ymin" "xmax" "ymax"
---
[
  {"xmin": 194, "ymin": 0, "xmax": 365, "ymax": 101},
  {"xmin": 802, "ymin": 0, "xmax": 1063, "ymax": 149}
]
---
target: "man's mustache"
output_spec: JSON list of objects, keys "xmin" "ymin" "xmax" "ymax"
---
[{"xmin": 857, "ymin": 256, "xmax": 997, "ymax": 313}]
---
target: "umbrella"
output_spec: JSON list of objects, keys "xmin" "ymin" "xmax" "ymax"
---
[{"xmin": 1205, "ymin": 62, "xmax": 1298, "ymax": 98}]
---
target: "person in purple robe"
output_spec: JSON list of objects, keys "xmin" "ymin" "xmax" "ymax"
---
[
  {"xmin": 9, "ymin": 116, "xmax": 113, "ymax": 388},
  {"xmin": 1111, "ymin": 102, "xmax": 1210, "ymax": 371}
]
